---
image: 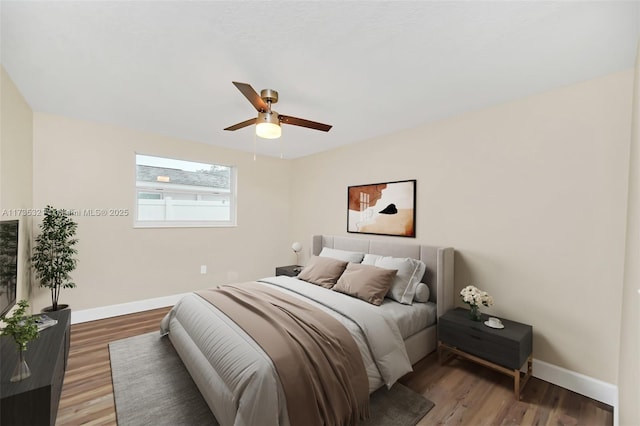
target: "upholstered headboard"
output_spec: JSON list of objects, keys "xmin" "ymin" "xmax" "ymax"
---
[{"xmin": 312, "ymin": 235, "xmax": 455, "ymax": 317}]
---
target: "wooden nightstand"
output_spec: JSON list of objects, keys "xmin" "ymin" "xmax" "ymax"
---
[
  {"xmin": 438, "ymin": 307, "xmax": 533, "ymax": 399},
  {"xmin": 275, "ymin": 265, "xmax": 302, "ymax": 277}
]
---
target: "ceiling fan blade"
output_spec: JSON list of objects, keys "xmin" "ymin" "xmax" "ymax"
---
[
  {"xmin": 232, "ymin": 81, "xmax": 268, "ymax": 112},
  {"xmin": 279, "ymin": 115, "xmax": 332, "ymax": 132},
  {"xmin": 224, "ymin": 117, "xmax": 257, "ymax": 131}
]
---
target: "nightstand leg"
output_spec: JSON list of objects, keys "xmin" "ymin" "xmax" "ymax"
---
[
  {"xmin": 515, "ymin": 355, "xmax": 533, "ymax": 399},
  {"xmin": 438, "ymin": 341, "xmax": 454, "ymax": 365},
  {"xmin": 439, "ymin": 341, "xmax": 532, "ymax": 400}
]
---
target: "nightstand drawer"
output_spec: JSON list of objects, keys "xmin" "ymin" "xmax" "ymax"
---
[{"xmin": 439, "ymin": 324, "xmax": 523, "ymax": 369}]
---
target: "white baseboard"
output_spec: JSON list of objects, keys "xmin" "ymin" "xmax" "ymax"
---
[
  {"xmin": 533, "ymin": 358, "xmax": 618, "ymax": 414},
  {"xmin": 70, "ymin": 293, "xmax": 189, "ymax": 324},
  {"xmin": 71, "ymin": 294, "xmax": 619, "ymax": 420}
]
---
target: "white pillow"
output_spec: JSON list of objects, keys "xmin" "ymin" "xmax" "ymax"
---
[
  {"xmin": 371, "ymin": 256, "xmax": 426, "ymax": 305},
  {"xmin": 319, "ymin": 247, "xmax": 365, "ymax": 263},
  {"xmin": 361, "ymin": 253, "xmax": 381, "ymax": 266},
  {"xmin": 413, "ymin": 282, "xmax": 431, "ymax": 303}
]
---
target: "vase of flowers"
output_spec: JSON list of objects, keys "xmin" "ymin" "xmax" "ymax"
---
[{"xmin": 460, "ymin": 285, "xmax": 494, "ymax": 321}]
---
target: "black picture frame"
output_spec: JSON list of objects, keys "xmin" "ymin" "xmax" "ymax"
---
[{"xmin": 347, "ymin": 179, "xmax": 416, "ymax": 238}]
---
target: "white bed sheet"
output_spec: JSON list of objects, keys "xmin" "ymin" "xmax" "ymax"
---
[
  {"xmin": 268, "ymin": 275, "xmax": 436, "ymax": 341},
  {"xmin": 379, "ymin": 299, "xmax": 437, "ymax": 339},
  {"xmin": 265, "ymin": 275, "xmax": 436, "ymax": 341}
]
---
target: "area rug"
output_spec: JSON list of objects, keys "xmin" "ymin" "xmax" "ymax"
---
[{"xmin": 109, "ymin": 332, "xmax": 434, "ymax": 426}]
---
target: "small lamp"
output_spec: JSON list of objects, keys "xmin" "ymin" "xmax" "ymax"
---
[{"xmin": 291, "ymin": 242, "xmax": 302, "ymax": 266}]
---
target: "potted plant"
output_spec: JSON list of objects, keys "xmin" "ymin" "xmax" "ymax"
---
[
  {"xmin": 1, "ymin": 299, "xmax": 39, "ymax": 381},
  {"xmin": 32, "ymin": 205, "xmax": 78, "ymax": 311}
]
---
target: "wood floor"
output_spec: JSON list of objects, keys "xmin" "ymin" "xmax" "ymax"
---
[{"xmin": 56, "ymin": 308, "xmax": 613, "ymax": 426}]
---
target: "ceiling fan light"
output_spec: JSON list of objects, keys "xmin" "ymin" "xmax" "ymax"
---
[
  {"xmin": 256, "ymin": 122, "xmax": 281, "ymax": 139},
  {"xmin": 256, "ymin": 111, "xmax": 281, "ymax": 139}
]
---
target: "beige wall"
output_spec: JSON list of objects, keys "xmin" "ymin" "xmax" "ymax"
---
[
  {"xmin": 618, "ymin": 43, "xmax": 640, "ymax": 424},
  {"xmin": 291, "ymin": 70, "xmax": 632, "ymax": 383},
  {"xmin": 30, "ymin": 113, "xmax": 293, "ymax": 311},
  {"xmin": 0, "ymin": 67, "xmax": 34, "ymax": 306}
]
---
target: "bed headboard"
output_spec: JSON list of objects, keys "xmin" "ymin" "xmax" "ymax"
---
[{"xmin": 312, "ymin": 235, "xmax": 455, "ymax": 317}]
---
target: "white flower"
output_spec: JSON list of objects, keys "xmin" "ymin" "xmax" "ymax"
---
[{"xmin": 460, "ymin": 285, "xmax": 493, "ymax": 307}]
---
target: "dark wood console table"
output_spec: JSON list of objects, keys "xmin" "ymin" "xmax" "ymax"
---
[{"xmin": 1, "ymin": 309, "xmax": 71, "ymax": 426}]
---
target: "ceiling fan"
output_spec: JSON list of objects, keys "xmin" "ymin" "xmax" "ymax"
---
[{"xmin": 224, "ymin": 81, "xmax": 332, "ymax": 139}]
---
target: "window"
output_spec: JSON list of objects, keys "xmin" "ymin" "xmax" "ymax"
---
[{"xmin": 135, "ymin": 154, "xmax": 236, "ymax": 227}]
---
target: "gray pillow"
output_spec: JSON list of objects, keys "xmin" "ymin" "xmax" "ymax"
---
[
  {"xmin": 413, "ymin": 282, "xmax": 431, "ymax": 303},
  {"xmin": 333, "ymin": 263, "xmax": 397, "ymax": 306},
  {"xmin": 297, "ymin": 256, "xmax": 348, "ymax": 288}
]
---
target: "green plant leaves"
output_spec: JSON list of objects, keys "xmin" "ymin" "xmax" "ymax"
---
[
  {"xmin": 31, "ymin": 206, "xmax": 79, "ymax": 309},
  {"xmin": 0, "ymin": 300, "xmax": 39, "ymax": 351}
]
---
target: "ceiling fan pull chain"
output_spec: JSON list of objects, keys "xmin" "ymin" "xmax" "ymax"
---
[{"xmin": 253, "ymin": 131, "xmax": 257, "ymax": 161}]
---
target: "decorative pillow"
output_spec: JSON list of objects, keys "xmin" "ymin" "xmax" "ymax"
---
[
  {"xmin": 297, "ymin": 256, "xmax": 348, "ymax": 288},
  {"xmin": 333, "ymin": 263, "xmax": 397, "ymax": 306},
  {"xmin": 319, "ymin": 247, "xmax": 365, "ymax": 263},
  {"xmin": 413, "ymin": 282, "xmax": 431, "ymax": 303},
  {"xmin": 371, "ymin": 256, "xmax": 426, "ymax": 305}
]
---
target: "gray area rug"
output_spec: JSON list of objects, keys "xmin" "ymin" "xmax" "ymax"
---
[{"xmin": 109, "ymin": 332, "xmax": 434, "ymax": 426}]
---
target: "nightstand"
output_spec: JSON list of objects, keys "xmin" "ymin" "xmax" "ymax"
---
[
  {"xmin": 438, "ymin": 307, "xmax": 533, "ymax": 399},
  {"xmin": 275, "ymin": 265, "xmax": 302, "ymax": 277}
]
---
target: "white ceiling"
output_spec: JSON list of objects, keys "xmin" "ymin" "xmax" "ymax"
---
[{"xmin": 2, "ymin": 1, "xmax": 639, "ymax": 159}]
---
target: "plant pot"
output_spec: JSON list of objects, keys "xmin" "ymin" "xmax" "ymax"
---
[{"xmin": 41, "ymin": 304, "xmax": 69, "ymax": 312}]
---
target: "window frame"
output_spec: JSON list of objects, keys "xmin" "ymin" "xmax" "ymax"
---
[{"xmin": 133, "ymin": 153, "xmax": 238, "ymax": 228}]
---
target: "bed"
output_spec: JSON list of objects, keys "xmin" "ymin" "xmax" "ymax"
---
[{"xmin": 160, "ymin": 235, "xmax": 454, "ymax": 426}]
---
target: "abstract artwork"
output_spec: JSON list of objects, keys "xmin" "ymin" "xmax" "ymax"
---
[{"xmin": 347, "ymin": 180, "xmax": 416, "ymax": 237}]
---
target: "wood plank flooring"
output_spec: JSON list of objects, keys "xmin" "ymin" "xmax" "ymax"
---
[
  {"xmin": 56, "ymin": 307, "xmax": 172, "ymax": 425},
  {"xmin": 56, "ymin": 308, "xmax": 613, "ymax": 426}
]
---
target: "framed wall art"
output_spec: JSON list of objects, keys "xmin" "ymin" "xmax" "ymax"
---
[{"xmin": 347, "ymin": 179, "xmax": 416, "ymax": 238}]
